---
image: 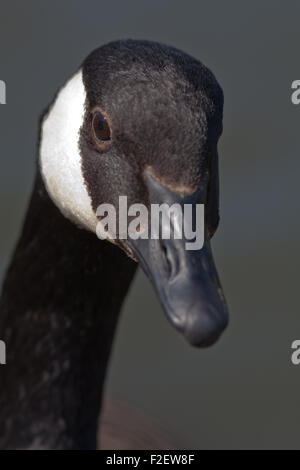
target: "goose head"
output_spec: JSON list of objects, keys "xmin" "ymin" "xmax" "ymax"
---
[{"xmin": 40, "ymin": 39, "xmax": 228, "ymax": 348}]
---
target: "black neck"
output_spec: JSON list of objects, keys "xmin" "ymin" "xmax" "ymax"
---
[{"xmin": 0, "ymin": 173, "xmax": 137, "ymax": 449}]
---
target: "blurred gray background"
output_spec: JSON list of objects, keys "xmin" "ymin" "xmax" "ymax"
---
[{"xmin": 0, "ymin": 0, "xmax": 299, "ymax": 449}]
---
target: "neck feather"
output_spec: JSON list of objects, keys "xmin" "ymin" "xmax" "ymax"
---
[{"xmin": 0, "ymin": 173, "xmax": 137, "ymax": 449}]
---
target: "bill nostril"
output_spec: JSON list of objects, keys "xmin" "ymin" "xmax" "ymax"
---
[
  {"xmin": 161, "ymin": 241, "xmax": 172, "ymax": 278},
  {"xmin": 160, "ymin": 241, "xmax": 178, "ymax": 279}
]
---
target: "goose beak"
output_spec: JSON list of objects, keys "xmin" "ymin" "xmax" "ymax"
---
[{"xmin": 127, "ymin": 171, "xmax": 228, "ymax": 348}]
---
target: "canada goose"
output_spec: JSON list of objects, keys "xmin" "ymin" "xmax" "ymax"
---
[{"xmin": 0, "ymin": 39, "xmax": 228, "ymax": 450}]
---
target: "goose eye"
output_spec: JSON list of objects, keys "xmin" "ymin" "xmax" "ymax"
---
[{"xmin": 92, "ymin": 111, "xmax": 111, "ymax": 143}]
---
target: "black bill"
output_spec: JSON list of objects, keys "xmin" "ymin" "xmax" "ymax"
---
[{"xmin": 128, "ymin": 171, "xmax": 228, "ymax": 348}]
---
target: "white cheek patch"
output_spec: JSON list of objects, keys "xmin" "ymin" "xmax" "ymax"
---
[{"xmin": 40, "ymin": 69, "xmax": 98, "ymax": 232}]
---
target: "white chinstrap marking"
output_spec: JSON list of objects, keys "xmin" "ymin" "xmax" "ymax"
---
[
  {"xmin": 40, "ymin": 69, "xmax": 98, "ymax": 232},
  {"xmin": 96, "ymin": 197, "xmax": 204, "ymax": 250}
]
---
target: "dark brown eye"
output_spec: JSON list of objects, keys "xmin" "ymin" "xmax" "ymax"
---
[{"xmin": 92, "ymin": 111, "xmax": 111, "ymax": 143}]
